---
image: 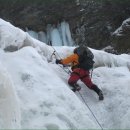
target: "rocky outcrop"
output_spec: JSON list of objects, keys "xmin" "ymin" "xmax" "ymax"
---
[{"xmin": 112, "ymin": 18, "xmax": 130, "ymax": 53}]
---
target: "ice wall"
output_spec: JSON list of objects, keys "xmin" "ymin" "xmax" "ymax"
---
[{"xmin": 27, "ymin": 21, "xmax": 74, "ymax": 46}]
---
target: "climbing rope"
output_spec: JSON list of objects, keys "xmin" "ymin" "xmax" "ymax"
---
[
  {"xmin": 78, "ymin": 91, "xmax": 103, "ymax": 130},
  {"xmin": 51, "ymin": 46, "xmax": 62, "ymax": 59},
  {"xmin": 50, "ymin": 46, "xmax": 103, "ymax": 129}
]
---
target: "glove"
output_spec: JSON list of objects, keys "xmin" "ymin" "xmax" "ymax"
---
[{"xmin": 56, "ymin": 59, "xmax": 62, "ymax": 64}]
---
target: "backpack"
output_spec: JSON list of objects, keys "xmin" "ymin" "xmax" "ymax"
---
[{"xmin": 76, "ymin": 46, "xmax": 94, "ymax": 70}]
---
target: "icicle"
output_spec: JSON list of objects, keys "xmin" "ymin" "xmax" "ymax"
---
[
  {"xmin": 27, "ymin": 30, "xmax": 38, "ymax": 40},
  {"xmin": 38, "ymin": 31, "xmax": 47, "ymax": 43},
  {"xmin": 50, "ymin": 27, "xmax": 62, "ymax": 46},
  {"xmin": 26, "ymin": 21, "xmax": 74, "ymax": 46}
]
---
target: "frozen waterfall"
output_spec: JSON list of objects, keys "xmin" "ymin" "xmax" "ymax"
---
[{"xmin": 26, "ymin": 21, "xmax": 74, "ymax": 46}]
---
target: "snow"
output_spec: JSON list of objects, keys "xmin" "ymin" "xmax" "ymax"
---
[
  {"xmin": 0, "ymin": 18, "xmax": 130, "ymax": 129},
  {"xmin": 0, "ymin": 62, "xmax": 21, "ymax": 128},
  {"xmin": 0, "ymin": 47, "xmax": 99, "ymax": 129},
  {"xmin": 86, "ymin": 66, "xmax": 130, "ymax": 129}
]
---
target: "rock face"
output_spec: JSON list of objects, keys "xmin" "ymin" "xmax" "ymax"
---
[
  {"xmin": 112, "ymin": 18, "xmax": 130, "ymax": 53},
  {"xmin": 0, "ymin": 0, "xmax": 130, "ymax": 52}
]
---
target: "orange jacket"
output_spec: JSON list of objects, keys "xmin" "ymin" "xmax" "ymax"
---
[{"xmin": 61, "ymin": 53, "xmax": 79, "ymax": 67}]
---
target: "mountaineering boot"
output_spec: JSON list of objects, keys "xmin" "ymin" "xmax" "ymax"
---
[
  {"xmin": 92, "ymin": 85, "xmax": 104, "ymax": 100},
  {"xmin": 69, "ymin": 85, "xmax": 76, "ymax": 92},
  {"xmin": 69, "ymin": 83, "xmax": 81, "ymax": 92},
  {"xmin": 71, "ymin": 86, "xmax": 77, "ymax": 92},
  {"xmin": 98, "ymin": 90, "xmax": 104, "ymax": 100},
  {"xmin": 74, "ymin": 84, "xmax": 81, "ymax": 91}
]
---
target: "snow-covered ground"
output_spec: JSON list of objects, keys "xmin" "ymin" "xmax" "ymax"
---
[{"xmin": 0, "ymin": 18, "xmax": 130, "ymax": 129}]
